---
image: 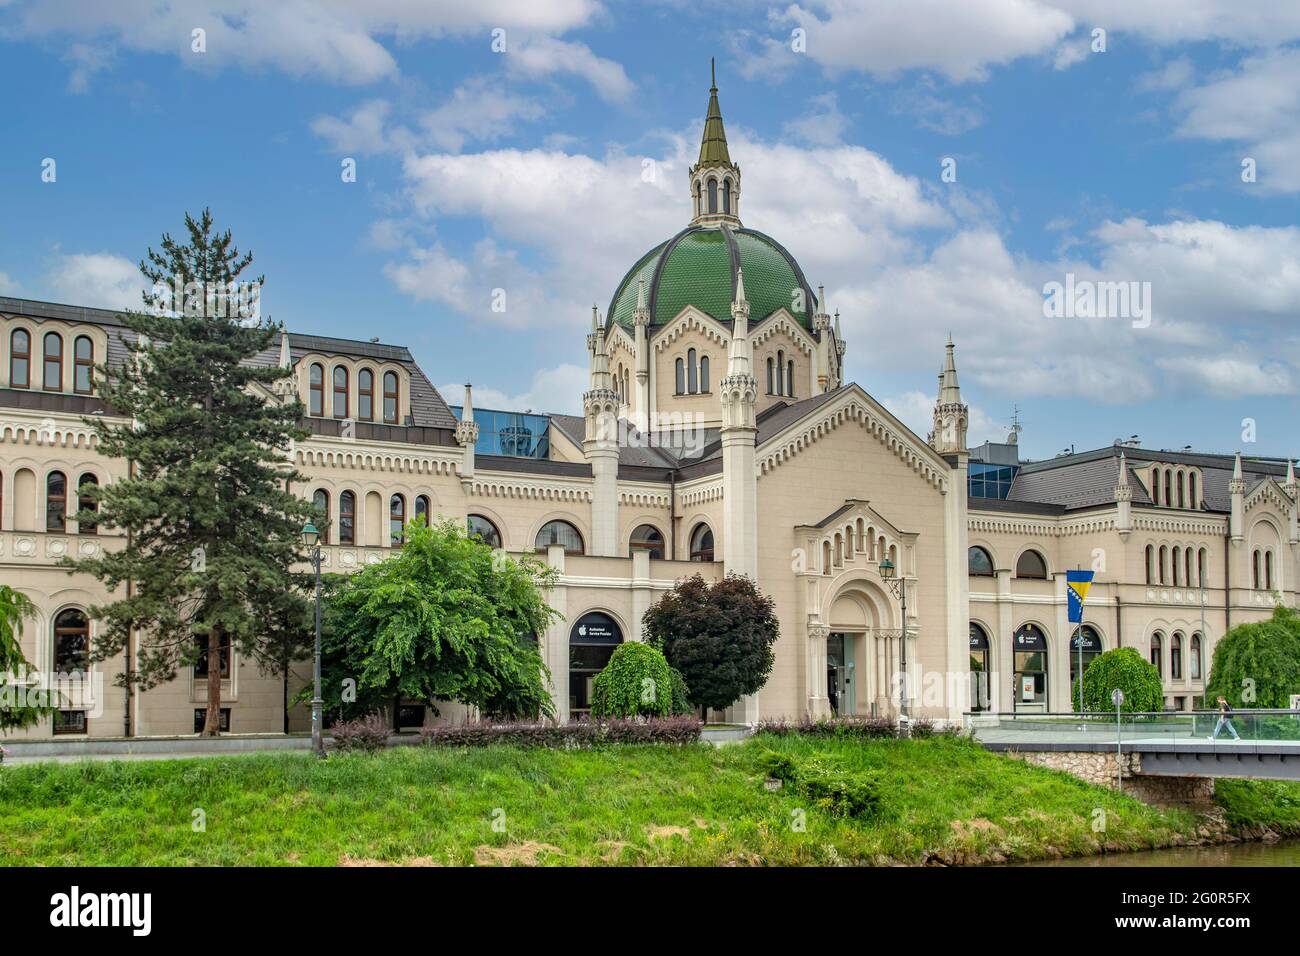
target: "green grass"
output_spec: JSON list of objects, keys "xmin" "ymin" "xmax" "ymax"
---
[
  {"xmin": 0, "ymin": 734, "xmax": 1271, "ymax": 866},
  {"xmin": 1215, "ymin": 778, "xmax": 1300, "ymax": 831}
]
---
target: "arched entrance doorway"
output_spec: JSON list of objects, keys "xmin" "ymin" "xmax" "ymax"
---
[
  {"xmin": 1013, "ymin": 623, "xmax": 1049, "ymax": 713},
  {"xmin": 969, "ymin": 623, "xmax": 991, "ymax": 712},
  {"xmin": 568, "ymin": 611, "xmax": 623, "ymax": 717},
  {"xmin": 1069, "ymin": 624, "xmax": 1103, "ymax": 691}
]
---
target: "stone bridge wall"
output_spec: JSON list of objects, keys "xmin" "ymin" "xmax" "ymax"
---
[{"xmin": 1006, "ymin": 750, "xmax": 1216, "ymax": 811}]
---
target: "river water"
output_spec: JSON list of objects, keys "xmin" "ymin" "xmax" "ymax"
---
[{"xmin": 1031, "ymin": 839, "xmax": 1300, "ymax": 866}]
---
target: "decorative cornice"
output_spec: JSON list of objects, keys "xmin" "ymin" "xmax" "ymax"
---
[
  {"xmin": 652, "ymin": 309, "xmax": 731, "ymax": 351},
  {"xmin": 750, "ymin": 311, "xmax": 815, "ymax": 356},
  {"xmin": 467, "ymin": 475, "xmax": 592, "ymax": 502},
  {"xmin": 296, "ymin": 444, "xmax": 460, "ymax": 475}
]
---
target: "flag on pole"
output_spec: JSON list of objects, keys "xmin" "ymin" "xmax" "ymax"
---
[{"xmin": 1066, "ymin": 569, "xmax": 1094, "ymax": 623}]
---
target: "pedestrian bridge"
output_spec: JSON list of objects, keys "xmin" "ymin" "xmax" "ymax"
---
[{"xmin": 967, "ymin": 710, "xmax": 1300, "ymax": 781}]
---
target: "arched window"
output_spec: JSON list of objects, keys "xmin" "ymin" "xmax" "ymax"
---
[
  {"xmin": 467, "ymin": 514, "xmax": 501, "ymax": 548},
  {"xmin": 1159, "ymin": 545, "xmax": 1168, "ymax": 585},
  {"xmin": 722, "ymin": 177, "xmax": 732, "ymax": 214},
  {"xmin": 776, "ymin": 350, "xmax": 785, "ymax": 396},
  {"xmin": 1145, "ymin": 544, "xmax": 1154, "ymax": 585},
  {"xmin": 1198, "ymin": 548, "xmax": 1208, "ymax": 588},
  {"xmin": 694, "ymin": 182, "xmax": 701, "ymax": 217},
  {"xmin": 312, "ymin": 489, "xmax": 330, "ymax": 544},
  {"xmin": 687, "ymin": 348, "xmax": 698, "ymax": 393},
  {"xmin": 1177, "ymin": 471, "xmax": 1186, "ymax": 509},
  {"xmin": 1150, "ymin": 632, "xmax": 1164, "ymax": 676},
  {"xmin": 1171, "ymin": 632, "xmax": 1184, "ymax": 680},
  {"xmin": 1070, "ymin": 624, "xmax": 1103, "ymax": 687},
  {"xmin": 629, "ymin": 524, "xmax": 665, "ymax": 560},
  {"xmin": 1252, "ymin": 549, "xmax": 1261, "ymax": 589},
  {"xmin": 699, "ymin": 355, "xmax": 709, "ymax": 392},
  {"xmin": 1013, "ymin": 624, "xmax": 1048, "ymax": 708},
  {"xmin": 74, "ymin": 335, "xmax": 94, "ymax": 394},
  {"xmin": 1171, "ymin": 546, "xmax": 1182, "ymax": 586},
  {"xmin": 675, "ymin": 358, "xmax": 685, "ymax": 395},
  {"xmin": 339, "ymin": 491, "xmax": 355, "ymax": 545},
  {"xmin": 822, "ymin": 540, "xmax": 832, "ymax": 575},
  {"xmin": 415, "ymin": 495, "xmax": 430, "ymax": 526},
  {"xmin": 1184, "ymin": 548, "xmax": 1193, "ymax": 588},
  {"xmin": 1190, "ymin": 633, "xmax": 1203, "ymax": 680},
  {"xmin": 1265, "ymin": 550, "xmax": 1274, "ymax": 591},
  {"xmin": 1015, "ymin": 549, "xmax": 1047, "ymax": 579},
  {"xmin": 46, "ymin": 470, "xmax": 67, "ymax": 532},
  {"xmin": 308, "ymin": 363, "xmax": 324, "ymax": 416},
  {"xmin": 689, "ymin": 523, "xmax": 714, "ymax": 562},
  {"xmin": 53, "ymin": 608, "xmax": 90, "ymax": 674},
  {"xmin": 332, "ymin": 366, "xmax": 349, "ymax": 418},
  {"xmin": 1163, "ymin": 469, "xmax": 1172, "ymax": 508},
  {"xmin": 1189, "ymin": 472, "xmax": 1198, "ymax": 508},
  {"xmin": 968, "ymin": 546, "xmax": 994, "ymax": 576},
  {"xmin": 834, "ymin": 533, "xmax": 843, "ymax": 566},
  {"xmin": 389, "ymin": 494, "xmax": 406, "ymax": 546},
  {"xmin": 358, "ymin": 368, "xmax": 374, "ymax": 420},
  {"xmin": 787, "ymin": 360, "xmax": 795, "ymax": 397},
  {"xmin": 43, "ymin": 332, "xmax": 63, "ymax": 390},
  {"xmin": 536, "ymin": 519, "xmax": 584, "ymax": 555},
  {"xmin": 383, "ymin": 371, "xmax": 399, "ymax": 424},
  {"xmin": 9, "ymin": 329, "xmax": 30, "ymax": 388},
  {"xmin": 77, "ymin": 473, "xmax": 98, "ymax": 535},
  {"xmin": 865, "ymin": 526, "xmax": 876, "ymax": 560},
  {"xmin": 969, "ymin": 623, "xmax": 991, "ymax": 711},
  {"xmin": 707, "ymin": 177, "xmax": 718, "ymax": 214},
  {"xmin": 766, "ymin": 357, "xmax": 774, "ymax": 394}
]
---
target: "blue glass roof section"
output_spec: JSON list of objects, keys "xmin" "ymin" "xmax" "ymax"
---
[{"xmin": 449, "ymin": 406, "xmax": 551, "ymax": 459}]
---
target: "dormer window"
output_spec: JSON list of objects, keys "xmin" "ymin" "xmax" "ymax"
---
[
  {"xmin": 74, "ymin": 336, "xmax": 94, "ymax": 394},
  {"xmin": 308, "ymin": 363, "xmax": 324, "ymax": 416},
  {"xmin": 358, "ymin": 368, "xmax": 374, "ymax": 420},
  {"xmin": 10, "ymin": 329, "xmax": 30, "ymax": 388},
  {"xmin": 383, "ymin": 371, "xmax": 399, "ymax": 423},
  {"xmin": 43, "ymin": 332, "xmax": 63, "ymax": 391},
  {"xmin": 332, "ymin": 366, "xmax": 348, "ymax": 418}
]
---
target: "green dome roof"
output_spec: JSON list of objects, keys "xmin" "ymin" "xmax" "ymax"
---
[{"xmin": 607, "ymin": 226, "xmax": 817, "ymax": 330}]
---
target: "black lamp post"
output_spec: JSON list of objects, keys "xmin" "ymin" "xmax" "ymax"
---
[
  {"xmin": 300, "ymin": 521, "xmax": 325, "ymax": 758},
  {"xmin": 878, "ymin": 556, "xmax": 910, "ymax": 731}
]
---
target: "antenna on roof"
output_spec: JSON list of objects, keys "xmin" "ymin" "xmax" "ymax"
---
[
  {"xmin": 369, "ymin": 336, "xmax": 379, "ymax": 343},
  {"xmin": 1007, "ymin": 404, "xmax": 1023, "ymax": 445}
]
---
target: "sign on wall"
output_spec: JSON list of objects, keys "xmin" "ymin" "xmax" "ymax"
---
[{"xmin": 569, "ymin": 611, "xmax": 622, "ymax": 645}]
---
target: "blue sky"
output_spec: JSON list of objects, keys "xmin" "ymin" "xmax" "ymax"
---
[{"xmin": 1, "ymin": 0, "xmax": 1298, "ymax": 462}]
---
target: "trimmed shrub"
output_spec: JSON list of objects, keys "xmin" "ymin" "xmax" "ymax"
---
[
  {"xmin": 421, "ymin": 715, "xmax": 702, "ymax": 749},
  {"xmin": 591, "ymin": 641, "xmax": 673, "ymax": 718},
  {"xmin": 329, "ymin": 713, "xmax": 390, "ymax": 753},
  {"xmin": 1071, "ymin": 646, "xmax": 1163, "ymax": 713},
  {"xmin": 755, "ymin": 715, "xmax": 899, "ymax": 739}
]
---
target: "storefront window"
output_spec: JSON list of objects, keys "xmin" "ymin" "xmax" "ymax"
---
[{"xmin": 1013, "ymin": 624, "xmax": 1048, "ymax": 710}]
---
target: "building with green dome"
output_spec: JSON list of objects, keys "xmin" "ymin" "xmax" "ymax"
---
[{"xmin": 4, "ymin": 71, "xmax": 1287, "ymax": 747}]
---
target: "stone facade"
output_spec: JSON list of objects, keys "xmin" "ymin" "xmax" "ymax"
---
[{"xmin": 1007, "ymin": 749, "xmax": 1217, "ymax": 810}]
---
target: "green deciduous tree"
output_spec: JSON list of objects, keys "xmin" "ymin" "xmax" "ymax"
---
[
  {"xmin": 642, "ymin": 573, "xmax": 779, "ymax": 721},
  {"xmin": 0, "ymin": 586, "xmax": 52, "ymax": 733},
  {"xmin": 1206, "ymin": 605, "xmax": 1300, "ymax": 708},
  {"xmin": 318, "ymin": 520, "xmax": 557, "ymax": 723},
  {"xmin": 1071, "ymin": 646, "xmax": 1163, "ymax": 713},
  {"xmin": 591, "ymin": 641, "xmax": 674, "ymax": 718},
  {"xmin": 67, "ymin": 209, "xmax": 315, "ymax": 735}
]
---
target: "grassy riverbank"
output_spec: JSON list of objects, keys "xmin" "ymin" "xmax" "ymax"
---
[{"xmin": 0, "ymin": 734, "xmax": 1291, "ymax": 866}]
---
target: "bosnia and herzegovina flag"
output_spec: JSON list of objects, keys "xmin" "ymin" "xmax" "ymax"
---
[{"xmin": 1067, "ymin": 570, "xmax": 1095, "ymax": 623}]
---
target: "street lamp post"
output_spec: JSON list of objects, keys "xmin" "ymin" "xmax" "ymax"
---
[
  {"xmin": 301, "ymin": 521, "xmax": 325, "ymax": 759},
  {"xmin": 878, "ymin": 556, "xmax": 910, "ymax": 734}
]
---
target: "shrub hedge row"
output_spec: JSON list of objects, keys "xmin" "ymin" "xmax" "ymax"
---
[
  {"xmin": 328, "ymin": 714, "xmax": 391, "ymax": 752},
  {"xmin": 753, "ymin": 715, "xmax": 952, "ymax": 739},
  {"xmin": 420, "ymin": 715, "xmax": 703, "ymax": 749}
]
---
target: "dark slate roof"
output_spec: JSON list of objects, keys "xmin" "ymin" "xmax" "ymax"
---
[
  {"xmin": 549, "ymin": 412, "xmax": 720, "ymax": 470},
  {"xmin": 0, "ymin": 297, "xmax": 457, "ymax": 430},
  {"xmin": 0, "ymin": 296, "xmax": 140, "ymax": 369},
  {"xmin": 1007, "ymin": 445, "xmax": 1292, "ymax": 514}
]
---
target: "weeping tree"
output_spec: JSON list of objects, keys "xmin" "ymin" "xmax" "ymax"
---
[
  {"xmin": 316, "ymin": 520, "xmax": 558, "ymax": 724},
  {"xmin": 0, "ymin": 585, "xmax": 53, "ymax": 735},
  {"xmin": 66, "ymin": 209, "xmax": 315, "ymax": 735}
]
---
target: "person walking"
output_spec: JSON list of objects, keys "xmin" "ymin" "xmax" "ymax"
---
[{"xmin": 1210, "ymin": 695, "xmax": 1240, "ymax": 741}]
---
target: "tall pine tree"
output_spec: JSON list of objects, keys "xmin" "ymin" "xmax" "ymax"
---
[{"xmin": 69, "ymin": 210, "xmax": 314, "ymax": 735}]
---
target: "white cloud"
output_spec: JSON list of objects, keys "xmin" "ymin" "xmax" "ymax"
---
[
  {"xmin": 419, "ymin": 77, "xmax": 548, "ymax": 151},
  {"xmin": 505, "ymin": 36, "xmax": 634, "ymax": 102},
  {"xmin": 13, "ymin": 0, "xmax": 604, "ymax": 87},
  {"xmin": 761, "ymin": 0, "xmax": 1075, "ymax": 83},
  {"xmin": 441, "ymin": 363, "xmax": 589, "ymax": 415},
  {"xmin": 783, "ymin": 92, "xmax": 849, "ymax": 146},
  {"xmin": 1137, "ymin": 55, "xmax": 1194, "ymax": 93},
  {"xmin": 44, "ymin": 251, "xmax": 144, "ymax": 310},
  {"xmin": 1169, "ymin": 47, "xmax": 1300, "ymax": 193}
]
